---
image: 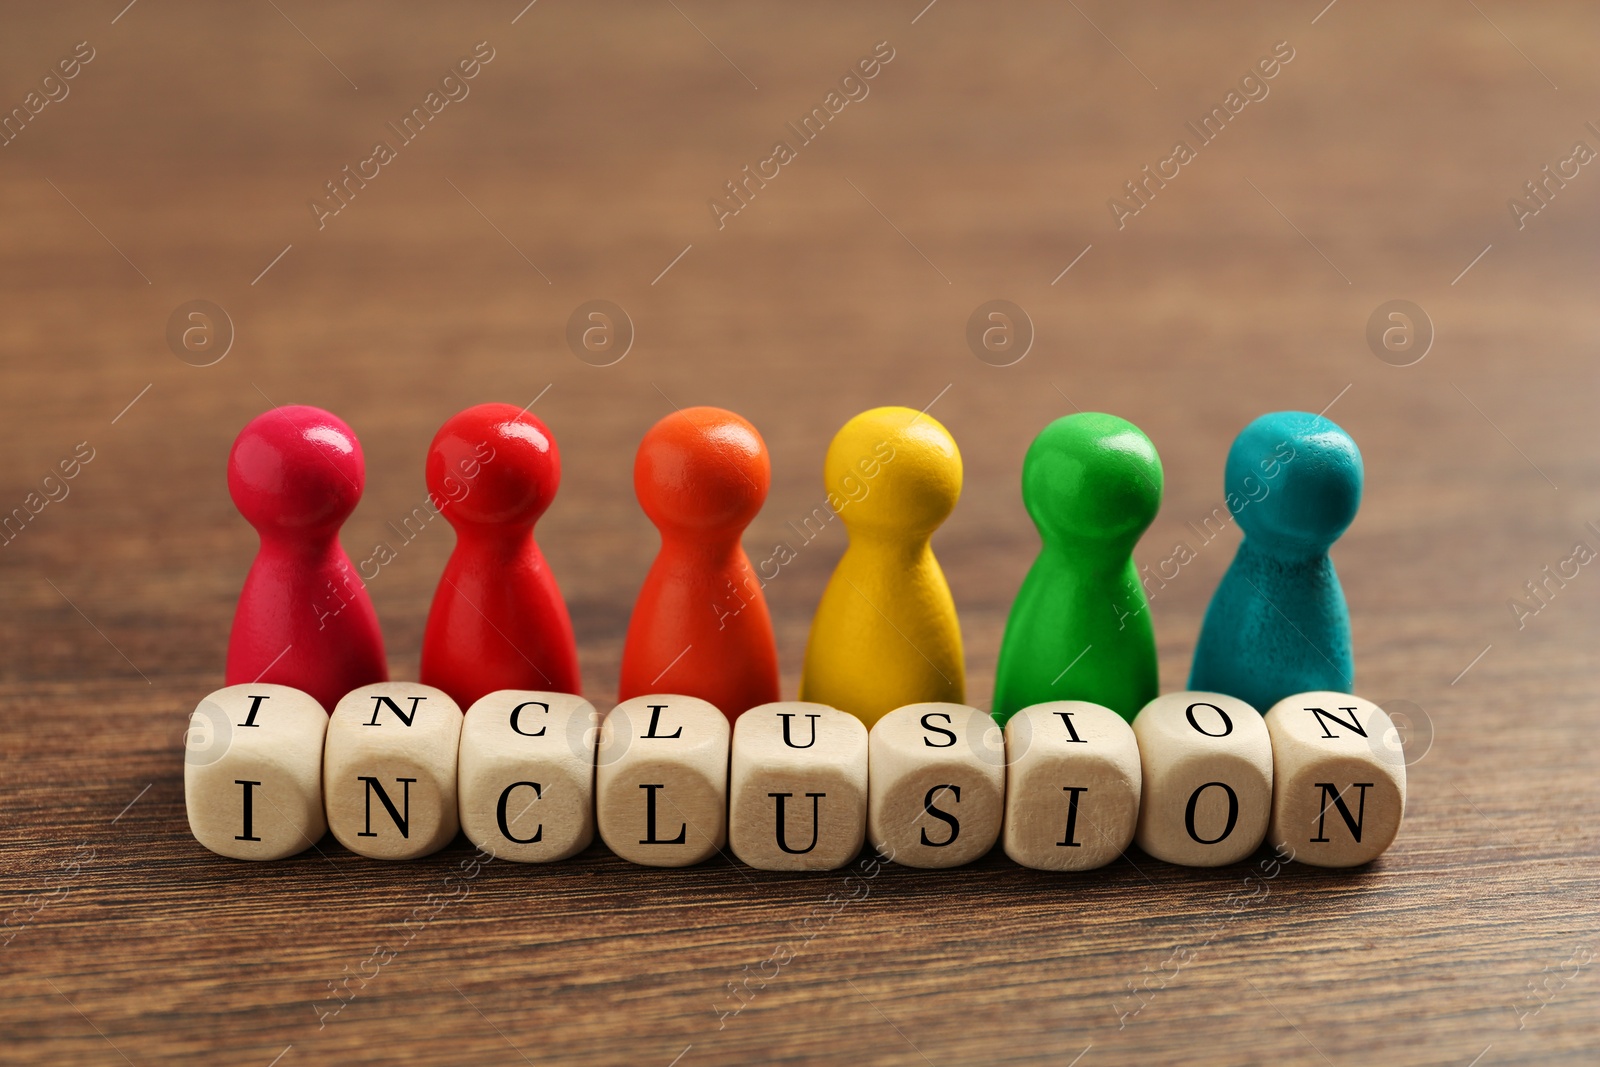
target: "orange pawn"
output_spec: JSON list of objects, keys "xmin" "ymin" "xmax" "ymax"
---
[{"xmin": 618, "ymin": 407, "xmax": 780, "ymax": 720}]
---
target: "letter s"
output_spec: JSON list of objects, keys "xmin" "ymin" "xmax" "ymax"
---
[
  {"xmin": 920, "ymin": 712, "xmax": 956, "ymax": 747},
  {"xmin": 919, "ymin": 784, "xmax": 961, "ymax": 846}
]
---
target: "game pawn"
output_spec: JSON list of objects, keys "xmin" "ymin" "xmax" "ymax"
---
[
  {"xmin": 800, "ymin": 406, "xmax": 965, "ymax": 726},
  {"xmin": 992, "ymin": 413, "xmax": 1164, "ymax": 724},
  {"xmin": 1189, "ymin": 411, "xmax": 1363, "ymax": 712},
  {"xmin": 225, "ymin": 405, "xmax": 388, "ymax": 713},
  {"xmin": 618, "ymin": 407, "xmax": 779, "ymax": 719},
  {"xmin": 420, "ymin": 403, "xmax": 581, "ymax": 709}
]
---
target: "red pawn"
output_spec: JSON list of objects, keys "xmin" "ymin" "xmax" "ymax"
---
[
  {"xmin": 420, "ymin": 403, "xmax": 580, "ymax": 709},
  {"xmin": 226, "ymin": 405, "xmax": 388, "ymax": 712},
  {"xmin": 619, "ymin": 407, "xmax": 779, "ymax": 720}
]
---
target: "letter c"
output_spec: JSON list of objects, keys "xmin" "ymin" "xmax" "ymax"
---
[
  {"xmin": 509, "ymin": 700, "xmax": 549, "ymax": 736},
  {"xmin": 496, "ymin": 782, "xmax": 543, "ymax": 843}
]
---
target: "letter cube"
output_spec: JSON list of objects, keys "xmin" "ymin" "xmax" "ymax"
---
[
  {"xmin": 324, "ymin": 682, "xmax": 462, "ymax": 860},
  {"xmin": 1264, "ymin": 692, "xmax": 1406, "ymax": 867},
  {"xmin": 729, "ymin": 702, "xmax": 868, "ymax": 871},
  {"xmin": 1132, "ymin": 692, "xmax": 1272, "ymax": 867},
  {"xmin": 185, "ymin": 684, "xmax": 327, "ymax": 860},
  {"xmin": 595, "ymin": 695, "xmax": 729, "ymax": 867},
  {"xmin": 868, "ymin": 703, "xmax": 1004, "ymax": 869},
  {"xmin": 458, "ymin": 690, "xmax": 597, "ymax": 862},
  {"xmin": 1002, "ymin": 701, "xmax": 1141, "ymax": 871}
]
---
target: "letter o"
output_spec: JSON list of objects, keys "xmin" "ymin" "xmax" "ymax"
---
[
  {"xmin": 1185, "ymin": 702, "xmax": 1233, "ymax": 737},
  {"xmin": 1184, "ymin": 781, "xmax": 1239, "ymax": 844}
]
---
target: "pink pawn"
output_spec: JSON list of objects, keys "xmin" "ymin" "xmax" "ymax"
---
[
  {"xmin": 225, "ymin": 405, "xmax": 388, "ymax": 712},
  {"xmin": 420, "ymin": 403, "xmax": 581, "ymax": 709}
]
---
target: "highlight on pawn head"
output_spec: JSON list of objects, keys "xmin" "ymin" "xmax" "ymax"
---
[
  {"xmin": 634, "ymin": 406, "xmax": 770, "ymax": 535},
  {"xmin": 824, "ymin": 405, "xmax": 961, "ymax": 535},
  {"xmin": 229, "ymin": 405, "xmax": 365, "ymax": 535},
  {"xmin": 1021, "ymin": 412, "xmax": 1162, "ymax": 546},
  {"xmin": 1227, "ymin": 411, "xmax": 1362, "ymax": 553},
  {"xmin": 427, "ymin": 402, "xmax": 560, "ymax": 528}
]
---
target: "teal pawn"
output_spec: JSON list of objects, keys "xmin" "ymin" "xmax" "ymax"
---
[
  {"xmin": 992, "ymin": 413, "xmax": 1163, "ymax": 725},
  {"xmin": 1189, "ymin": 411, "xmax": 1362, "ymax": 712}
]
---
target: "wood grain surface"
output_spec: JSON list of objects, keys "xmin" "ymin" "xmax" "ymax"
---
[{"xmin": 2, "ymin": 2, "xmax": 1597, "ymax": 1064}]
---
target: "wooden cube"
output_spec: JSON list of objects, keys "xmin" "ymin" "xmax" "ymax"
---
[
  {"xmin": 1132, "ymin": 692, "xmax": 1272, "ymax": 867},
  {"xmin": 184, "ymin": 684, "xmax": 328, "ymax": 860},
  {"xmin": 324, "ymin": 682, "xmax": 462, "ymax": 860},
  {"xmin": 595, "ymin": 695, "xmax": 729, "ymax": 867},
  {"xmin": 1002, "ymin": 701, "xmax": 1141, "ymax": 871},
  {"xmin": 1264, "ymin": 691, "xmax": 1407, "ymax": 867},
  {"xmin": 868, "ymin": 702, "xmax": 1004, "ymax": 869},
  {"xmin": 729, "ymin": 702, "xmax": 868, "ymax": 871},
  {"xmin": 458, "ymin": 690, "xmax": 597, "ymax": 862}
]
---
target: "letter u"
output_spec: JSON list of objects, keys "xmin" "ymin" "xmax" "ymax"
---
[{"xmin": 770, "ymin": 792, "xmax": 824, "ymax": 854}]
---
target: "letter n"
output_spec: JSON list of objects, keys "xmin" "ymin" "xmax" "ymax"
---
[
  {"xmin": 1311, "ymin": 782, "xmax": 1372, "ymax": 843},
  {"xmin": 1305, "ymin": 705, "xmax": 1367, "ymax": 739},
  {"xmin": 367, "ymin": 695, "xmax": 425, "ymax": 726},
  {"xmin": 358, "ymin": 776, "xmax": 415, "ymax": 837}
]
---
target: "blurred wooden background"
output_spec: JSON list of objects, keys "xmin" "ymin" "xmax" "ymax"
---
[{"xmin": 1, "ymin": 1, "xmax": 1596, "ymax": 1064}]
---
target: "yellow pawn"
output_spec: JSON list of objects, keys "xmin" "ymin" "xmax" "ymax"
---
[{"xmin": 800, "ymin": 406, "xmax": 965, "ymax": 726}]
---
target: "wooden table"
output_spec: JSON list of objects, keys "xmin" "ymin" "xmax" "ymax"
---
[{"xmin": 2, "ymin": 2, "xmax": 1595, "ymax": 1063}]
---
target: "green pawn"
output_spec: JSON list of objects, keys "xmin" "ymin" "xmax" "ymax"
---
[{"xmin": 992, "ymin": 413, "xmax": 1163, "ymax": 724}]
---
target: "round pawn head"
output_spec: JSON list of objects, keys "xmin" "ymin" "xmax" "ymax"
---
[
  {"xmin": 229, "ymin": 405, "xmax": 365, "ymax": 536},
  {"xmin": 1228, "ymin": 411, "xmax": 1362, "ymax": 553},
  {"xmin": 427, "ymin": 403, "xmax": 560, "ymax": 528},
  {"xmin": 1021, "ymin": 413, "xmax": 1162, "ymax": 548},
  {"xmin": 825, "ymin": 406, "xmax": 961, "ymax": 537},
  {"xmin": 634, "ymin": 407, "xmax": 769, "ymax": 537}
]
